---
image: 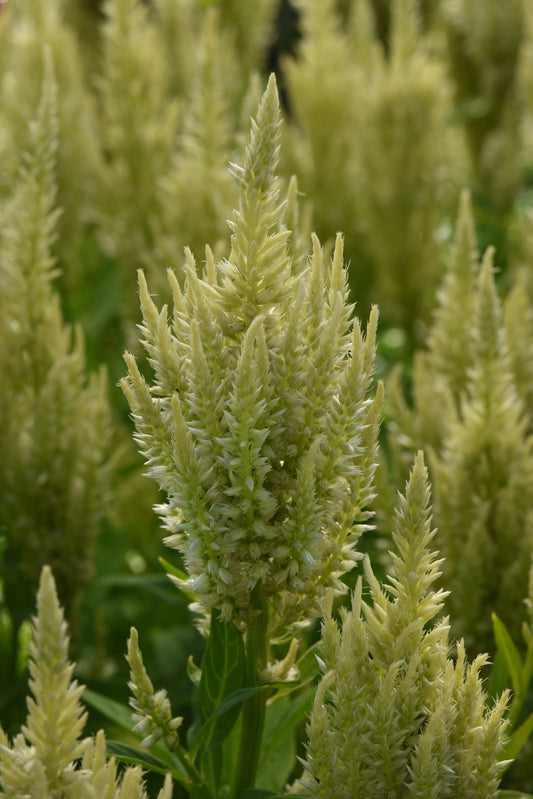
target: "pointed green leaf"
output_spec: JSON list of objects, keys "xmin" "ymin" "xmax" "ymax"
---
[
  {"xmin": 194, "ymin": 609, "xmax": 246, "ymax": 755},
  {"xmin": 241, "ymin": 791, "xmax": 297, "ymax": 799},
  {"xmin": 158, "ymin": 556, "xmax": 188, "ymax": 582},
  {"xmin": 219, "ymin": 709, "xmax": 242, "ymax": 789},
  {"xmin": 190, "ymin": 686, "xmax": 267, "ymax": 759},
  {"xmin": 83, "ymin": 688, "xmax": 135, "ymax": 731},
  {"xmin": 187, "ymin": 654, "xmax": 202, "ymax": 687},
  {"xmin": 84, "ymin": 688, "xmax": 192, "ymax": 784},
  {"xmin": 256, "ymin": 692, "xmax": 310, "ymax": 792},
  {"xmin": 492, "ymin": 613, "xmax": 525, "ymax": 696},
  {"xmin": 99, "ymin": 573, "xmax": 185, "ymax": 606},
  {"xmin": 521, "ymin": 631, "xmax": 533, "ymax": 691},
  {"xmin": 240, "ymin": 793, "xmax": 311, "ymax": 799},
  {"xmin": 260, "ymin": 688, "xmax": 315, "ymax": 768},
  {"xmin": 159, "ymin": 556, "xmax": 198, "ymax": 603},
  {"xmin": 500, "ymin": 710, "xmax": 533, "ymax": 765},
  {"xmin": 106, "ymin": 739, "xmax": 190, "ymax": 789},
  {"xmin": 106, "ymin": 739, "xmax": 208, "ymax": 796},
  {"xmin": 199, "ymin": 610, "xmax": 245, "ymax": 718},
  {"xmin": 498, "ymin": 792, "xmax": 533, "ymax": 798},
  {"xmin": 295, "ymin": 642, "xmax": 322, "ymax": 685},
  {"xmin": 487, "ymin": 650, "xmax": 511, "ymax": 702}
]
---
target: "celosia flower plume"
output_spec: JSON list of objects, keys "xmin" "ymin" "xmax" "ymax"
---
[{"xmin": 121, "ymin": 74, "xmax": 381, "ymax": 628}]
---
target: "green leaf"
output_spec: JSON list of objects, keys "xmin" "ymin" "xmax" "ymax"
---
[
  {"xmin": 257, "ymin": 695, "xmax": 298, "ymax": 792},
  {"xmin": 83, "ymin": 687, "xmax": 134, "ymax": 731},
  {"xmin": 296, "ymin": 642, "xmax": 322, "ymax": 685},
  {"xmin": 498, "ymin": 792, "xmax": 533, "ymax": 798},
  {"xmin": 492, "ymin": 613, "xmax": 525, "ymax": 697},
  {"xmin": 254, "ymin": 688, "xmax": 315, "ymax": 792},
  {"xmin": 158, "ymin": 557, "xmax": 187, "ymax": 579},
  {"xmin": 188, "ymin": 654, "xmax": 202, "ymax": 687},
  {"xmin": 240, "ymin": 793, "xmax": 311, "ymax": 799},
  {"xmin": 190, "ymin": 686, "xmax": 267, "ymax": 759},
  {"xmin": 84, "ymin": 688, "xmax": 192, "ymax": 784},
  {"xmin": 500, "ymin": 710, "xmax": 533, "ymax": 765},
  {"xmin": 487, "ymin": 650, "xmax": 510, "ymax": 702},
  {"xmin": 194, "ymin": 609, "xmax": 246, "ymax": 755},
  {"xmin": 260, "ymin": 688, "xmax": 315, "ymax": 768},
  {"xmin": 159, "ymin": 556, "xmax": 198, "ymax": 603},
  {"xmin": 199, "ymin": 610, "xmax": 246, "ymax": 719},
  {"xmin": 105, "ymin": 739, "xmax": 206, "ymax": 794},
  {"xmin": 105, "ymin": 738, "xmax": 195, "ymax": 793},
  {"xmin": 219, "ymin": 708, "xmax": 242, "ymax": 789},
  {"xmin": 99, "ymin": 573, "xmax": 185, "ymax": 606},
  {"xmin": 241, "ymin": 791, "xmax": 294, "ymax": 799},
  {"xmin": 521, "ymin": 629, "xmax": 533, "ymax": 691}
]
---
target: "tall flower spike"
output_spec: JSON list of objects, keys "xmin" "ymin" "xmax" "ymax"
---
[
  {"xmin": 0, "ymin": 568, "xmax": 174, "ymax": 799},
  {"xmin": 0, "ymin": 0, "xmax": 99, "ymax": 267},
  {"xmin": 127, "ymin": 627, "xmax": 183, "ymax": 750},
  {"xmin": 282, "ymin": 0, "xmax": 359, "ymax": 257},
  {"xmin": 11, "ymin": 567, "xmax": 87, "ymax": 791},
  {"xmin": 160, "ymin": 7, "xmax": 237, "ymax": 262},
  {"xmin": 426, "ymin": 189, "xmax": 479, "ymax": 402},
  {"xmin": 302, "ymin": 453, "xmax": 509, "ymax": 799},
  {"xmin": 431, "ymin": 253, "xmax": 533, "ymax": 652},
  {"xmin": 387, "ymin": 192, "xmax": 533, "ymax": 654},
  {"xmin": 354, "ymin": 0, "xmax": 451, "ymax": 339},
  {"xmin": 96, "ymin": 0, "xmax": 179, "ymax": 308},
  {"xmin": 504, "ymin": 270, "xmax": 533, "ymax": 427},
  {"xmin": 121, "ymin": 74, "xmax": 381, "ymax": 629},
  {"xmin": 0, "ymin": 54, "xmax": 111, "ymax": 626},
  {"xmin": 387, "ymin": 190, "xmax": 482, "ymax": 492},
  {"xmin": 442, "ymin": 0, "xmax": 524, "ymax": 210}
]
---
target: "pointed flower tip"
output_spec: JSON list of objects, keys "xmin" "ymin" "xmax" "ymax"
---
[
  {"xmin": 265, "ymin": 72, "xmax": 279, "ymax": 103},
  {"xmin": 402, "ymin": 451, "xmax": 427, "ymax": 496},
  {"xmin": 39, "ymin": 563, "xmax": 53, "ymax": 585},
  {"xmin": 479, "ymin": 245, "xmax": 496, "ymax": 280},
  {"xmin": 38, "ymin": 564, "xmax": 57, "ymax": 602},
  {"xmin": 403, "ymin": 451, "xmax": 432, "ymax": 515},
  {"xmin": 235, "ymin": 73, "xmax": 281, "ymax": 196},
  {"xmin": 454, "ymin": 188, "xmax": 477, "ymax": 253},
  {"xmin": 251, "ymin": 73, "xmax": 280, "ymax": 136},
  {"xmin": 258, "ymin": 73, "xmax": 281, "ymax": 132},
  {"xmin": 459, "ymin": 187, "xmax": 472, "ymax": 214},
  {"xmin": 413, "ymin": 449, "xmax": 426, "ymax": 474}
]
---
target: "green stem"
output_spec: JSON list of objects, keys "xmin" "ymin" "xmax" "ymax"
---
[
  {"xmin": 231, "ymin": 587, "xmax": 269, "ymax": 798},
  {"xmin": 175, "ymin": 747, "xmax": 212, "ymax": 798}
]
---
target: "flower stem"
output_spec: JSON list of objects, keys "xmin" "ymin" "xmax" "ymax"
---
[{"xmin": 231, "ymin": 587, "xmax": 269, "ymax": 798}]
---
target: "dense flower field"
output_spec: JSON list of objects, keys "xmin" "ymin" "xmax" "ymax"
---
[{"xmin": 2, "ymin": 1, "xmax": 533, "ymax": 796}]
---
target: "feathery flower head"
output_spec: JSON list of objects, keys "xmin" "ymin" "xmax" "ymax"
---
[
  {"xmin": 122, "ymin": 74, "xmax": 381, "ymax": 628},
  {"xmin": 303, "ymin": 453, "xmax": 510, "ymax": 798},
  {"xmin": 0, "ymin": 566, "xmax": 173, "ymax": 799}
]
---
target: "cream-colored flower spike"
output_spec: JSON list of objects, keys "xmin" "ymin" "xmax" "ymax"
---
[
  {"xmin": 303, "ymin": 453, "xmax": 510, "ymax": 799},
  {"xmin": 121, "ymin": 74, "xmax": 382, "ymax": 628},
  {"xmin": 0, "ymin": 53, "xmax": 111, "ymax": 621},
  {"xmin": 127, "ymin": 627, "xmax": 183, "ymax": 749},
  {"xmin": 386, "ymin": 191, "xmax": 533, "ymax": 654},
  {"xmin": 0, "ymin": 566, "xmax": 172, "ymax": 799}
]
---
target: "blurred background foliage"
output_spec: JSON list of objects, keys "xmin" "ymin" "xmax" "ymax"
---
[{"xmin": 3, "ymin": 0, "xmax": 533, "ymax": 792}]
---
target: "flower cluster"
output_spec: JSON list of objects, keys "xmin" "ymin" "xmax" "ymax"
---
[
  {"xmin": 127, "ymin": 627, "xmax": 183, "ymax": 750},
  {"xmin": 121, "ymin": 74, "xmax": 381, "ymax": 627},
  {"xmin": 0, "ymin": 54, "xmax": 111, "ymax": 623},
  {"xmin": 303, "ymin": 453, "xmax": 509, "ymax": 798},
  {"xmin": 387, "ymin": 192, "xmax": 533, "ymax": 653},
  {"xmin": 0, "ymin": 567, "xmax": 172, "ymax": 799}
]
